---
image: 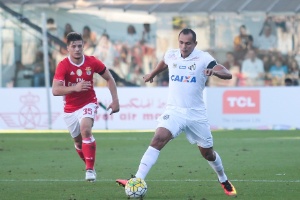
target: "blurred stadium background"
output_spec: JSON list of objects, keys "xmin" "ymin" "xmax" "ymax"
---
[{"xmin": 0, "ymin": 0, "xmax": 300, "ymax": 130}]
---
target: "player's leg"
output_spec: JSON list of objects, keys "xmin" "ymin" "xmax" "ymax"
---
[
  {"xmin": 186, "ymin": 120, "xmax": 236, "ymax": 196},
  {"xmin": 116, "ymin": 127, "xmax": 172, "ymax": 187},
  {"xmin": 74, "ymin": 134, "xmax": 85, "ymax": 162},
  {"xmin": 199, "ymin": 147, "xmax": 227, "ymax": 182},
  {"xmin": 80, "ymin": 117, "xmax": 95, "ymax": 170},
  {"xmin": 80, "ymin": 117, "xmax": 97, "ymax": 182},
  {"xmin": 199, "ymin": 147, "xmax": 237, "ymax": 196},
  {"xmin": 117, "ymin": 110, "xmax": 183, "ymax": 186},
  {"xmin": 64, "ymin": 112, "xmax": 84, "ymax": 162},
  {"xmin": 135, "ymin": 127, "xmax": 173, "ymax": 179},
  {"xmin": 79, "ymin": 103, "xmax": 98, "ymax": 182}
]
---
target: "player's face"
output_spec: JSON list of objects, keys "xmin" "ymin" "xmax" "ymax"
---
[
  {"xmin": 67, "ymin": 40, "xmax": 83, "ymax": 60},
  {"xmin": 178, "ymin": 33, "xmax": 197, "ymax": 58}
]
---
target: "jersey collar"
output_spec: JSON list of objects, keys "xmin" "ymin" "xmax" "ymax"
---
[{"xmin": 68, "ymin": 55, "xmax": 85, "ymax": 67}]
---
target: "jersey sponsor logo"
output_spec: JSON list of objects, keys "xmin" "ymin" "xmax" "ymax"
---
[
  {"xmin": 86, "ymin": 67, "xmax": 92, "ymax": 75},
  {"xmin": 223, "ymin": 90, "xmax": 260, "ymax": 114},
  {"xmin": 179, "ymin": 66, "xmax": 186, "ymax": 69},
  {"xmin": 188, "ymin": 63, "xmax": 196, "ymax": 70},
  {"xmin": 76, "ymin": 69, "xmax": 82, "ymax": 76},
  {"xmin": 70, "ymin": 71, "xmax": 75, "ymax": 75},
  {"xmin": 170, "ymin": 75, "xmax": 196, "ymax": 83}
]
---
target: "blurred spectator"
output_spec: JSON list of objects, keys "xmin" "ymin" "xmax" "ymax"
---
[
  {"xmin": 241, "ymin": 50, "xmax": 265, "ymax": 86},
  {"xmin": 259, "ymin": 16, "xmax": 277, "ymax": 37},
  {"xmin": 222, "ymin": 51, "xmax": 240, "ymax": 70},
  {"xmin": 82, "ymin": 25, "xmax": 97, "ymax": 55},
  {"xmin": 261, "ymin": 53, "xmax": 272, "ymax": 72},
  {"xmin": 126, "ymin": 24, "xmax": 139, "ymax": 48},
  {"xmin": 46, "ymin": 18, "xmax": 57, "ymax": 36},
  {"xmin": 46, "ymin": 18, "xmax": 57, "ymax": 53},
  {"xmin": 14, "ymin": 61, "xmax": 33, "ymax": 87},
  {"xmin": 93, "ymin": 33, "xmax": 115, "ymax": 68},
  {"xmin": 140, "ymin": 23, "xmax": 156, "ymax": 75},
  {"xmin": 233, "ymin": 25, "xmax": 253, "ymax": 64},
  {"xmin": 156, "ymin": 69, "xmax": 169, "ymax": 86},
  {"xmin": 53, "ymin": 23, "xmax": 74, "ymax": 66},
  {"xmin": 32, "ymin": 51, "xmax": 45, "ymax": 87},
  {"xmin": 125, "ymin": 43, "xmax": 144, "ymax": 86},
  {"xmin": 286, "ymin": 58, "xmax": 299, "ymax": 85},
  {"xmin": 209, "ymin": 52, "xmax": 241, "ymax": 86},
  {"xmin": 267, "ymin": 58, "xmax": 288, "ymax": 86},
  {"xmin": 256, "ymin": 24, "xmax": 277, "ymax": 54},
  {"xmin": 284, "ymin": 77, "xmax": 293, "ymax": 86},
  {"xmin": 63, "ymin": 23, "xmax": 74, "ymax": 40},
  {"xmin": 277, "ymin": 21, "xmax": 294, "ymax": 55}
]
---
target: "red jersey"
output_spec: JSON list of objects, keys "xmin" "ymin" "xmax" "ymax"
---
[{"xmin": 54, "ymin": 55, "xmax": 106, "ymax": 113}]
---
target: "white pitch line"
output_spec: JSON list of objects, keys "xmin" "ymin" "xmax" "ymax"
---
[{"xmin": 0, "ymin": 179, "xmax": 299, "ymax": 183}]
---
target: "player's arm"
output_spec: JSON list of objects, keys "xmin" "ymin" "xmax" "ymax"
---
[
  {"xmin": 204, "ymin": 61, "xmax": 232, "ymax": 80},
  {"xmin": 52, "ymin": 79, "xmax": 91, "ymax": 96},
  {"xmin": 144, "ymin": 60, "xmax": 168, "ymax": 83},
  {"xmin": 100, "ymin": 69, "xmax": 120, "ymax": 115}
]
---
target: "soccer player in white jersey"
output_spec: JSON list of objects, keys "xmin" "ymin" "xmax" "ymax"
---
[{"xmin": 116, "ymin": 28, "xmax": 237, "ymax": 196}]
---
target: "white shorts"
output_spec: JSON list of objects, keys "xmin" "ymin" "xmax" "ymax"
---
[
  {"xmin": 63, "ymin": 103, "xmax": 98, "ymax": 138},
  {"xmin": 157, "ymin": 108, "xmax": 213, "ymax": 148}
]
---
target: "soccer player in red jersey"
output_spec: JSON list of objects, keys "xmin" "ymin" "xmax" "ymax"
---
[{"xmin": 52, "ymin": 32, "xmax": 120, "ymax": 182}]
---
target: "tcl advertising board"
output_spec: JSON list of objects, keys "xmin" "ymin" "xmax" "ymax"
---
[{"xmin": 206, "ymin": 87, "xmax": 300, "ymax": 130}]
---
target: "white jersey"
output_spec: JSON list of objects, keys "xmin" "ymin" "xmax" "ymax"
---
[{"xmin": 164, "ymin": 49, "xmax": 215, "ymax": 111}]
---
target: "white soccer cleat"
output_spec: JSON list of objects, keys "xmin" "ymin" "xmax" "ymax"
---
[{"xmin": 85, "ymin": 169, "xmax": 96, "ymax": 182}]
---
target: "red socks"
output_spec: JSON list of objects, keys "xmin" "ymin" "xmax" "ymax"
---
[{"xmin": 82, "ymin": 136, "xmax": 96, "ymax": 170}]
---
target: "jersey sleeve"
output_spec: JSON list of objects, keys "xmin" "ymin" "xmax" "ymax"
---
[
  {"xmin": 53, "ymin": 61, "xmax": 67, "ymax": 81},
  {"xmin": 93, "ymin": 57, "xmax": 106, "ymax": 74},
  {"xmin": 163, "ymin": 49, "xmax": 176, "ymax": 65},
  {"xmin": 204, "ymin": 52, "xmax": 217, "ymax": 69}
]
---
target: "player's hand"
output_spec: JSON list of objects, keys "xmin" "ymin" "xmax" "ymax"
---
[
  {"xmin": 75, "ymin": 80, "xmax": 92, "ymax": 92},
  {"xmin": 204, "ymin": 69, "xmax": 214, "ymax": 76},
  {"xmin": 143, "ymin": 74, "xmax": 154, "ymax": 83},
  {"xmin": 107, "ymin": 100, "xmax": 120, "ymax": 115}
]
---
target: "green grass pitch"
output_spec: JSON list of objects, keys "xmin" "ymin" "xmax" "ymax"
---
[{"xmin": 0, "ymin": 130, "xmax": 299, "ymax": 200}]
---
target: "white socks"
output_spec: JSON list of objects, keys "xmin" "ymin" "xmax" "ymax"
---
[
  {"xmin": 208, "ymin": 151, "xmax": 228, "ymax": 183},
  {"xmin": 135, "ymin": 146, "xmax": 160, "ymax": 179}
]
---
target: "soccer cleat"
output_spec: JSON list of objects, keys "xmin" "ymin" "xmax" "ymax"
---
[
  {"xmin": 116, "ymin": 174, "xmax": 135, "ymax": 187},
  {"xmin": 116, "ymin": 179, "xmax": 128, "ymax": 187},
  {"xmin": 220, "ymin": 180, "xmax": 237, "ymax": 196},
  {"xmin": 85, "ymin": 169, "xmax": 96, "ymax": 182}
]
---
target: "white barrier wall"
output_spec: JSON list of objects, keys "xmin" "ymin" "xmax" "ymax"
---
[{"xmin": 0, "ymin": 87, "xmax": 299, "ymax": 130}]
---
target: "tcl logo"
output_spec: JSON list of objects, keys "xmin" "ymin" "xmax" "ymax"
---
[{"xmin": 223, "ymin": 90, "xmax": 260, "ymax": 114}]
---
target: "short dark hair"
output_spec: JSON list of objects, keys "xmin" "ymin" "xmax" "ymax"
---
[
  {"xmin": 178, "ymin": 28, "xmax": 196, "ymax": 43},
  {"xmin": 66, "ymin": 32, "xmax": 83, "ymax": 45}
]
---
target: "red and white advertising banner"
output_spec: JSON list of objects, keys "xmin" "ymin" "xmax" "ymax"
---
[
  {"xmin": 0, "ymin": 87, "xmax": 168, "ymax": 130},
  {"xmin": 206, "ymin": 87, "xmax": 300, "ymax": 130},
  {"xmin": 0, "ymin": 87, "xmax": 299, "ymax": 130}
]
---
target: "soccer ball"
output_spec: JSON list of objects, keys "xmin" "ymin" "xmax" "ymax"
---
[{"xmin": 125, "ymin": 178, "xmax": 147, "ymax": 199}]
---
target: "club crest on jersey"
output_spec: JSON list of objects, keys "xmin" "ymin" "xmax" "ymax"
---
[
  {"xmin": 86, "ymin": 67, "xmax": 92, "ymax": 75},
  {"xmin": 76, "ymin": 69, "xmax": 82, "ymax": 76},
  {"xmin": 170, "ymin": 75, "xmax": 196, "ymax": 83},
  {"xmin": 188, "ymin": 63, "xmax": 196, "ymax": 71},
  {"xmin": 173, "ymin": 63, "xmax": 177, "ymax": 68}
]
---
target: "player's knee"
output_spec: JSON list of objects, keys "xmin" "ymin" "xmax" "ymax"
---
[
  {"xmin": 80, "ymin": 127, "xmax": 92, "ymax": 138},
  {"xmin": 200, "ymin": 148, "xmax": 215, "ymax": 161},
  {"xmin": 150, "ymin": 136, "xmax": 168, "ymax": 150},
  {"xmin": 203, "ymin": 153, "xmax": 215, "ymax": 161}
]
